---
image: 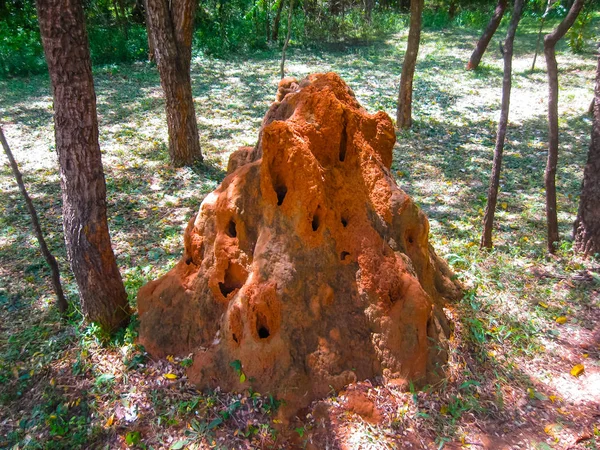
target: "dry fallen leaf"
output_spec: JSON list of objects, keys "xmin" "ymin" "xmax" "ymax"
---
[
  {"xmin": 163, "ymin": 373, "xmax": 178, "ymax": 380},
  {"xmin": 105, "ymin": 413, "xmax": 115, "ymax": 428},
  {"xmin": 555, "ymin": 316, "xmax": 567, "ymax": 324},
  {"xmin": 570, "ymin": 364, "xmax": 584, "ymax": 377},
  {"xmin": 538, "ymin": 302, "xmax": 548, "ymax": 308}
]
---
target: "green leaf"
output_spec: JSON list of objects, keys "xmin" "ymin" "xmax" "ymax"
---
[
  {"xmin": 229, "ymin": 360, "xmax": 242, "ymax": 374},
  {"xmin": 207, "ymin": 417, "xmax": 223, "ymax": 430},
  {"xmin": 170, "ymin": 440, "xmax": 187, "ymax": 450},
  {"xmin": 125, "ymin": 431, "xmax": 141, "ymax": 446},
  {"xmin": 295, "ymin": 427, "xmax": 305, "ymax": 437},
  {"xmin": 95, "ymin": 373, "xmax": 115, "ymax": 386},
  {"xmin": 240, "ymin": 372, "xmax": 246, "ymax": 383}
]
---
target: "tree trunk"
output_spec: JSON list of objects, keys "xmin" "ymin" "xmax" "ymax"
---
[
  {"xmin": 265, "ymin": 0, "xmax": 271, "ymax": 42},
  {"xmin": 365, "ymin": 0, "xmax": 374, "ymax": 23},
  {"xmin": 543, "ymin": 0, "xmax": 584, "ymax": 253},
  {"xmin": 466, "ymin": 0, "xmax": 507, "ymax": 70},
  {"xmin": 396, "ymin": 0, "xmax": 423, "ymax": 129},
  {"xmin": 280, "ymin": 0, "xmax": 295, "ymax": 79},
  {"xmin": 481, "ymin": 0, "xmax": 524, "ymax": 249},
  {"xmin": 0, "ymin": 127, "xmax": 69, "ymax": 315},
  {"xmin": 272, "ymin": 0, "xmax": 285, "ymax": 41},
  {"xmin": 146, "ymin": 0, "xmax": 202, "ymax": 167},
  {"xmin": 36, "ymin": 0, "xmax": 130, "ymax": 332},
  {"xmin": 143, "ymin": 0, "xmax": 156, "ymax": 61},
  {"xmin": 531, "ymin": 0, "xmax": 555, "ymax": 72},
  {"xmin": 573, "ymin": 50, "xmax": 600, "ymax": 257}
]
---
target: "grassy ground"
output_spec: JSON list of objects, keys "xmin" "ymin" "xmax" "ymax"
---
[{"xmin": 0, "ymin": 18, "xmax": 599, "ymax": 449}]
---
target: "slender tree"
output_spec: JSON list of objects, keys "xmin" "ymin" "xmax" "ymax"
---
[
  {"xmin": 36, "ymin": 0, "xmax": 130, "ymax": 331},
  {"xmin": 543, "ymin": 0, "xmax": 585, "ymax": 253},
  {"xmin": 142, "ymin": 0, "xmax": 156, "ymax": 62},
  {"xmin": 466, "ymin": 0, "xmax": 507, "ymax": 71},
  {"xmin": 146, "ymin": 0, "xmax": 202, "ymax": 167},
  {"xmin": 574, "ymin": 49, "xmax": 600, "ymax": 257},
  {"xmin": 481, "ymin": 0, "xmax": 525, "ymax": 249},
  {"xmin": 0, "ymin": 127, "xmax": 68, "ymax": 315},
  {"xmin": 280, "ymin": 0, "xmax": 295, "ymax": 79},
  {"xmin": 531, "ymin": 0, "xmax": 555, "ymax": 72},
  {"xmin": 272, "ymin": 0, "xmax": 285, "ymax": 41},
  {"xmin": 396, "ymin": 0, "xmax": 424, "ymax": 129}
]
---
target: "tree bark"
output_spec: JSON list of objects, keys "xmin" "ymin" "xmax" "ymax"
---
[
  {"xmin": 481, "ymin": 0, "xmax": 524, "ymax": 249},
  {"xmin": 36, "ymin": 0, "xmax": 130, "ymax": 331},
  {"xmin": 280, "ymin": 0, "xmax": 295, "ymax": 79},
  {"xmin": 146, "ymin": 0, "xmax": 202, "ymax": 167},
  {"xmin": 272, "ymin": 0, "xmax": 285, "ymax": 41},
  {"xmin": 396, "ymin": 0, "xmax": 423, "ymax": 129},
  {"xmin": 574, "ymin": 50, "xmax": 600, "ymax": 257},
  {"xmin": 466, "ymin": 0, "xmax": 507, "ymax": 71},
  {"xmin": 143, "ymin": 0, "xmax": 156, "ymax": 61},
  {"xmin": 543, "ymin": 0, "xmax": 585, "ymax": 253},
  {"xmin": 0, "ymin": 127, "xmax": 69, "ymax": 315}
]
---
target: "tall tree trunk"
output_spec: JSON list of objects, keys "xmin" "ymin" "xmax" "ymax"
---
[
  {"xmin": 0, "ymin": 127, "xmax": 68, "ymax": 315},
  {"xmin": 113, "ymin": 0, "xmax": 129, "ymax": 40},
  {"xmin": 272, "ymin": 0, "xmax": 285, "ymax": 41},
  {"xmin": 146, "ymin": 0, "xmax": 202, "ymax": 167},
  {"xmin": 396, "ymin": 0, "xmax": 423, "ymax": 129},
  {"xmin": 365, "ymin": 0, "xmax": 374, "ymax": 23},
  {"xmin": 466, "ymin": 0, "xmax": 507, "ymax": 70},
  {"xmin": 280, "ymin": 0, "xmax": 295, "ymax": 79},
  {"xmin": 143, "ymin": 0, "xmax": 156, "ymax": 62},
  {"xmin": 448, "ymin": 0, "xmax": 458, "ymax": 20},
  {"xmin": 265, "ymin": 0, "xmax": 271, "ymax": 42},
  {"xmin": 543, "ymin": 0, "xmax": 585, "ymax": 253},
  {"xmin": 36, "ymin": 0, "xmax": 130, "ymax": 332},
  {"xmin": 531, "ymin": 0, "xmax": 555, "ymax": 72},
  {"xmin": 481, "ymin": 0, "xmax": 525, "ymax": 249},
  {"xmin": 573, "ymin": 50, "xmax": 600, "ymax": 257}
]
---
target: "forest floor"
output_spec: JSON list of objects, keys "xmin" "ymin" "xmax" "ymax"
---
[{"xmin": 0, "ymin": 19, "xmax": 599, "ymax": 450}]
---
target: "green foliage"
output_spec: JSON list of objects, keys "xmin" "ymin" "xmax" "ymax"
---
[
  {"xmin": 88, "ymin": 25, "xmax": 148, "ymax": 66},
  {"xmin": 566, "ymin": 9, "xmax": 593, "ymax": 54}
]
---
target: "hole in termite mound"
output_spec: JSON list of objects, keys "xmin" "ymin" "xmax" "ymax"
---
[
  {"xmin": 258, "ymin": 325, "xmax": 270, "ymax": 339},
  {"xmin": 218, "ymin": 262, "xmax": 248, "ymax": 298},
  {"xmin": 340, "ymin": 251, "xmax": 350, "ymax": 261},
  {"xmin": 311, "ymin": 206, "xmax": 323, "ymax": 232},
  {"xmin": 339, "ymin": 122, "xmax": 348, "ymax": 162},
  {"xmin": 341, "ymin": 217, "xmax": 348, "ymax": 228},
  {"xmin": 276, "ymin": 185, "xmax": 287, "ymax": 206},
  {"xmin": 226, "ymin": 219, "xmax": 237, "ymax": 238},
  {"xmin": 249, "ymin": 284, "xmax": 281, "ymax": 342}
]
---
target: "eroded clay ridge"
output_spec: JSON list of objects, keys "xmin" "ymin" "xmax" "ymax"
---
[{"xmin": 138, "ymin": 72, "xmax": 461, "ymax": 417}]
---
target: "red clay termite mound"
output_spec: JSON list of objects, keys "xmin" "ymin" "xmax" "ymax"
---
[{"xmin": 138, "ymin": 73, "xmax": 461, "ymax": 418}]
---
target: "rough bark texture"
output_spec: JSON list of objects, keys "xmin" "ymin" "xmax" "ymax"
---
[
  {"xmin": 138, "ymin": 73, "xmax": 461, "ymax": 419},
  {"xmin": 396, "ymin": 0, "xmax": 423, "ymax": 129},
  {"xmin": 146, "ymin": 0, "xmax": 202, "ymax": 167},
  {"xmin": 0, "ymin": 127, "xmax": 68, "ymax": 315},
  {"xmin": 481, "ymin": 0, "xmax": 524, "ymax": 249},
  {"xmin": 543, "ymin": 0, "xmax": 584, "ymax": 253},
  {"xmin": 36, "ymin": 0, "xmax": 130, "ymax": 331},
  {"xmin": 574, "ymin": 51, "xmax": 600, "ymax": 257},
  {"xmin": 466, "ymin": 0, "xmax": 507, "ymax": 71}
]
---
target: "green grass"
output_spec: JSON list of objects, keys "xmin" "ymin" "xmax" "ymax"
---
[{"xmin": 0, "ymin": 19, "xmax": 599, "ymax": 449}]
